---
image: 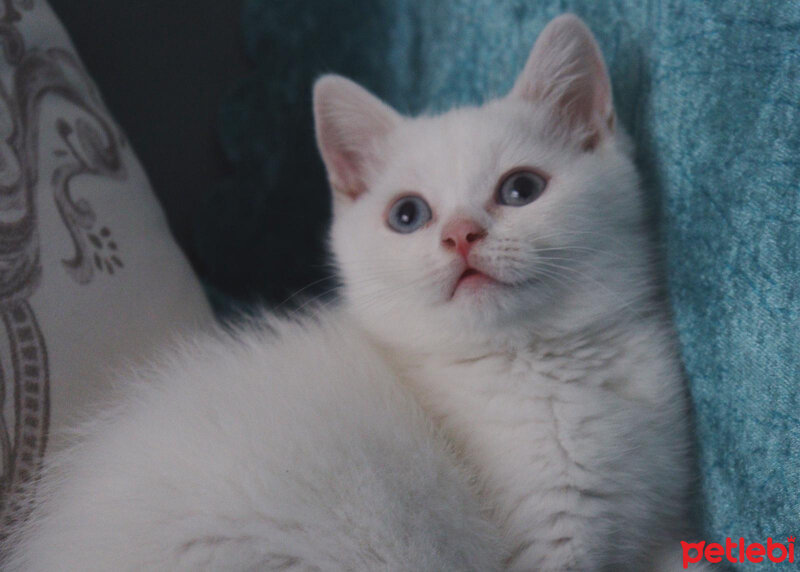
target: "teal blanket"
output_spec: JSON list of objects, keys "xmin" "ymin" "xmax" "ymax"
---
[{"xmin": 213, "ymin": 1, "xmax": 799, "ymax": 566}]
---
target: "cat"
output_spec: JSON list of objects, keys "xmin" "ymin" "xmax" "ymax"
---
[
  {"xmin": 6, "ymin": 14, "xmax": 708, "ymax": 572},
  {"xmin": 3, "ymin": 312, "xmax": 505, "ymax": 570},
  {"xmin": 315, "ymin": 14, "xmax": 706, "ymax": 571}
]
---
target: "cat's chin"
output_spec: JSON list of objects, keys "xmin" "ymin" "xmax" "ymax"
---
[{"xmin": 447, "ymin": 276, "xmax": 536, "ymax": 331}]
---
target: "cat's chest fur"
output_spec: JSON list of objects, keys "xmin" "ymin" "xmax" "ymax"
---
[{"xmin": 394, "ymin": 323, "xmax": 688, "ymax": 571}]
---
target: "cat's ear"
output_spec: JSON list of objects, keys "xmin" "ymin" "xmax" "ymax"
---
[
  {"xmin": 313, "ymin": 75, "xmax": 400, "ymax": 201},
  {"xmin": 510, "ymin": 14, "xmax": 614, "ymax": 150}
]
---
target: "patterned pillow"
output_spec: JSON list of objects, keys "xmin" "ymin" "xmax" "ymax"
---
[{"xmin": 0, "ymin": 0, "xmax": 213, "ymax": 536}]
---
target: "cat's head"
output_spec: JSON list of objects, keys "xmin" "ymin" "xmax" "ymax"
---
[{"xmin": 314, "ymin": 15, "xmax": 648, "ymax": 350}]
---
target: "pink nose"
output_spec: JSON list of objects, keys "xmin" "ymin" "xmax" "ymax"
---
[{"xmin": 441, "ymin": 218, "xmax": 487, "ymax": 258}]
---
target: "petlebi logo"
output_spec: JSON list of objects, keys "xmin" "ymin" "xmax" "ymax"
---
[{"xmin": 681, "ymin": 536, "xmax": 795, "ymax": 568}]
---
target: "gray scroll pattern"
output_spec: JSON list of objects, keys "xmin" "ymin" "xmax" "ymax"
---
[{"xmin": 0, "ymin": 0, "xmax": 128, "ymax": 538}]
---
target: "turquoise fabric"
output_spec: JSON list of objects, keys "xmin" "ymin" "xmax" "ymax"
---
[{"xmin": 216, "ymin": 1, "xmax": 799, "ymax": 567}]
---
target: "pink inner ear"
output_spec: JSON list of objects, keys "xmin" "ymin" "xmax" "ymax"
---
[
  {"xmin": 511, "ymin": 15, "xmax": 614, "ymax": 149},
  {"xmin": 313, "ymin": 75, "xmax": 400, "ymax": 201},
  {"xmin": 329, "ymin": 150, "xmax": 366, "ymax": 200},
  {"xmin": 560, "ymin": 58, "xmax": 612, "ymax": 150}
]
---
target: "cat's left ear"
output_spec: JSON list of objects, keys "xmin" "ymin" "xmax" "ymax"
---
[
  {"xmin": 510, "ymin": 14, "xmax": 614, "ymax": 150},
  {"xmin": 313, "ymin": 75, "xmax": 401, "ymax": 201}
]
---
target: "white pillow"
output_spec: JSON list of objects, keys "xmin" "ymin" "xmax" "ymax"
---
[{"xmin": 0, "ymin": 0, "xmax": 213, "ymax": 534}]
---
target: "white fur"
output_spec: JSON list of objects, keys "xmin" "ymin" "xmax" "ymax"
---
[
  {"xmin": 323, "ymin": 14, "xmax": 706, "ymax": 571},
  {"xmin": 4, "ymin": 313, "xmax": 504, "ymax": 571},
  {"xmin": 6, "ymin": 14, "xmax": 710, "ymax": 572}
]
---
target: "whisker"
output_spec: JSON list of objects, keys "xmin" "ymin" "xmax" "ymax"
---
[
  {"xmin": 276, "ymin": 275, "xmax": 341, "ymax": 310},
  {"xmin": 533, "ymin": 260, "xmax": 647, "ymax": 319}
]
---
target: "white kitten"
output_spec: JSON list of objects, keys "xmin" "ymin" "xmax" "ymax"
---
[
  {"xmin": 317, "ymin": 14, "xmax": 706, "ymax": 572},
  {"xmin": 4, "ymin": 313, "xmax": 505, "ymax": 571},
  {"xmin": 6, "ymin": 14, "xmax": 708, "ymax": 572}
]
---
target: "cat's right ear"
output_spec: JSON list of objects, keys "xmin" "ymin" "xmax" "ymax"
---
[
  {"xmin": 313, "ymin": 75, "xmax": 400, "ymax": 201},
  {"xmin": 510, "ymin": 15, "xmax": 614, "ymax": 151}
]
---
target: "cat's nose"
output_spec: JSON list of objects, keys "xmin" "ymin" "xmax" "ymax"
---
[{"xmin": 441, "ymin": 218, "xmax": 487, "ymax": 258}]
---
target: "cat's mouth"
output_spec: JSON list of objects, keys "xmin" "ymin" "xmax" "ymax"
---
[{"xmin": 451, "ymin": 267, "xmax": 498, "ymax": 298}]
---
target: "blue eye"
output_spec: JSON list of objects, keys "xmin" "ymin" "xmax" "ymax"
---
[
  {"xmin": 387, "ymin": 195, "xmax": 432, "ymax": 233},
  {"xmin": 497, "ymin": 170, "xmax": 547, "ymax": 206}
]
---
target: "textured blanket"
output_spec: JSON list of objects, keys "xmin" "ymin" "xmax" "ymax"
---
[{"xmin": 210, "ymin": 2, "xmax": 799, "ymax": 565}]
